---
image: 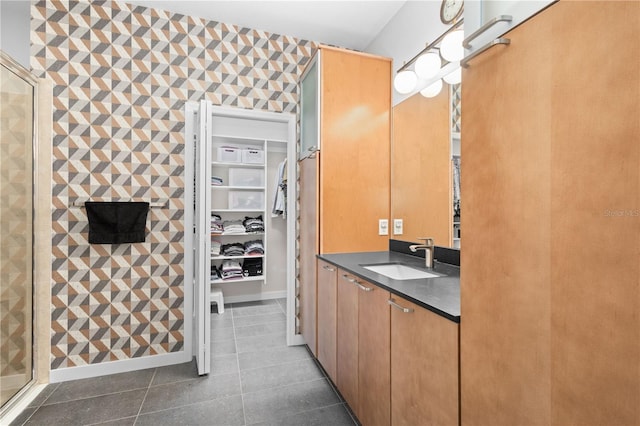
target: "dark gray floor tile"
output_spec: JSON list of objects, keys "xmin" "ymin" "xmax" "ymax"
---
[
  {"xmin": 234, "ymin": 320, "xmax": 286, "ymax": 339},
  {"xmin": 231, "ymin": 303, "xmax": 283, "ymax": 318},
  {"xmin": 236, "ymin": 331, "xmax": 286, "ymax": 354},
  {"xmin": 26, "ymin": 384, "xmax": 59, "ymax": 408},
  {"xmin": 152, "ymin": 360, "xmax": 198, "ymax": 386},
  {"xmin": 232, "ymin": 312, "xmax": 285, "ymax": 328},
  {"xmin": 136, "ymin": 395, "xmax": 244, "ymax": 426},
  {"xmin": 249, "ymin": 403, "xmax": 356, "ymax": 426},
  {"xmin": 44, "ymin": 369, "xmax": 154, "ymax": 404},
  {"xmin": 240, "ymin": 358, "xmax": 323, "ymax": 393},
  {"xmin": 211, "ymin": 353, "xmax": 239, "ymax": 376},
  {"xmin": 211, "ymin": 338, "xmax": 237, "ymax": 357},
  {"xmin": 9, "ymin": 407, "xmax": 36, "ymax": 425},
  {"xmin": 238, "ymin": 345, "xmax": 310, "ymax": 371},
  {"xmin": 24, "ymin": 389, "xmax": 146, "ymax": 426},
  {"xmin": 211, "ymin": 325, "xmax": 236, "ymax": 342},
  {"xmin": 243, "ymin": 379, "xmax": 341, "ymax": 425},
  {"xmin": 90, "ymin": 416, "xmax": 136, "ymax": 425},
  {"xmin": 141, "ymin": 372, "xmax": 241, "ymax": 414}
]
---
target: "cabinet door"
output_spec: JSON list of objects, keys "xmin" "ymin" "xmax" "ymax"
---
[
  {"xmin": 462, "ymin": 2, "xmax": 640, "ymax": 425},
  {"xmin": 390, "ymin": 296, "xmax": 459, "ymax": 426},
  {"xmin": 336, "ymin": 269, "xmax": 359, "ymax": 416},
  {"xmin": 358, "ymin": 279, "xmax": 390, "ymax": 426},
  {"xmin": 319, "ymin": 47, "xmax": 391, "ymax": 253},
  {"xmin": 299, "ymin": 54, "xmax": 319, "ymax": 160},
  {"xmin": 317, "ymin": 259, "xmax": 338, "ymax": 383},
  {"xmin": 299, "ymin": 155, "xmax": 319, "ymax": 355}
]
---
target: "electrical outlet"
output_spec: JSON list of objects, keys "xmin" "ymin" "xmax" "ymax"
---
[
  {"xmin": 393, "ymin": 219, "xmax": 403, "ymax": 235},
  {"xmin": 378, "ymin": 219, "xmax": 389, "ymax": 236}
]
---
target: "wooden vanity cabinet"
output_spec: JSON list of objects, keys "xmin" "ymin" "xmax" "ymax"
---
[
  {"xmin": 317, "ymin": 259, "xmax": 338, "ymax": 382},
  {"xmin": 336, "ymin": 270, "xmax": 359, "ymax": 415},
  {"xmin": 336, "ymin": 269, "xmax": 391, "ymax": 426},
  {"xmin": 357, "ymin": 277, "xmax": 391, "ymax": 426},
  {"xmin": 390, "ymin": 296, "xmax": 459, "ymax": 426}
]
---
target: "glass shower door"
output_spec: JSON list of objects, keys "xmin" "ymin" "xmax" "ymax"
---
[{"xmin": 0, "ymin": 57, "xmax": 34, "ymax": 407}]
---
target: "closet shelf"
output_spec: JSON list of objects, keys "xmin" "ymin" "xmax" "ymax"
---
[
  {"xmin": 211, "ymin": 255, "xmax": 265, "ymax": 260},
  {"xmin": 212, "ymin": 209, "xmax": 265, "ymax": 213},
  {"xmin": 211, "ymin": 276, "xmax": 264, "ymax": 284},
  {"xmin": 211, "ymin": 161, "xmax": 264, "ymax": 168},
  {"xmin": 211, "ymin": 185, "xmax": 264, "ymax": 190},
  {"xmin": 211, "ymin": 232, "xmax": 265, "ymax": 237}
]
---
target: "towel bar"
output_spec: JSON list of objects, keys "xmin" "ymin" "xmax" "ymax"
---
[{"xmin": 70, "ymin": 199, "xmax": 168, "ymax": 208}]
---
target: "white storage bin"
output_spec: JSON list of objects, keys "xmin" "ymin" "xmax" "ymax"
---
[
  {"xmin": 242, "ymin": 148, "xmax": 264, "ymax": 164},
  {"xmin": 229, "ymin": 191, "xmax": 265, "ymax": 210},
  {"xmin": 217, "ymin": 146, "xmax": 241, "ymax": 163},
  {"xmin": 229, "ymin": 168, "xmax": 264, "ymax": 187}
]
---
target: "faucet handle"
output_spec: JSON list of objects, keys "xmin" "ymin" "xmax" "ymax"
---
[{"xmin": 417, "ymin": 237, "xmax": 434, "ymax": 246}]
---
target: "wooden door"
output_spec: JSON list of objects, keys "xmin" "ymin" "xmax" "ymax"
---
[
  {"xmin": 390, "ymin": 296, "xmax": 458, "ymax": 426},
  {"xmin": 299, "ymin": 155, "xmax": 319, "ymax": 355},
  {"xmin": 461, "ymin": 4, "xmax": 553, "ymax": 424},
  {"xmin": 461, "ymin": 2, "xmax": 640, "ymax": 425},
  {"xmin": 317, "ymin": 259, "xmax": 338, "ymax": 382},
  {"xmin": 319, "ymin": 46, "xmax": 391, "ymax": 253},
  {"xmin": 336, "ymin": 269, "xmax": 359, "ymax": 416},
  {"xmin": 358, "ymin": 279, "xmax": 390, "ymax": 426},
  {"xmin": 548, "ymin": 2, "xmax": 639, "ymax": 424}
]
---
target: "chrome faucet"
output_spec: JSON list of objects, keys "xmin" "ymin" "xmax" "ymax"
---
[{"xmin": 409, "ymin": 237, "xmax": 435, "ymax": 269}]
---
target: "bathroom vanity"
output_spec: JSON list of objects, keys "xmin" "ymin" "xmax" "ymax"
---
[{"xmin": 316, "ymin": 246, "xmax": 460, "ymax": 426}]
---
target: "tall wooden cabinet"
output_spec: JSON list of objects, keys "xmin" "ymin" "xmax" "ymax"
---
[
  {"xmin": 461, "ymin": 2, "xmax": 640, "ymax": 425},
  {"xmin": 298, "ymin": 46, "xmax": 391, "ymax": 354}
]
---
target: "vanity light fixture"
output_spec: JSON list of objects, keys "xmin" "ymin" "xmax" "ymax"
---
[
  {"xmin": 440, "ymin": 30, "xmax": 465, "ymax": 62},
  {"xmin": 393, "ymin": 70, "xmax": 419, "ymax": 94},
  {"xmin": 420, "ymin": 79, "xmax": 443, "ymax": 98},
  {"xmin": 392, "ymin": 19, "xmax": 464, "ymax": 95},
  {"xmin": 414, "ymin": 52, "xmax": 441, "ymax": 80},
  {"xmin": 443, "ymin": 66, "xmax": 462, "ymax": 84}
]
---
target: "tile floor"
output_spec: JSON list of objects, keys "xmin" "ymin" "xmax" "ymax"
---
[{"xmin": 11, "ymin": 299, "xmax": 358, "ymax": 426}]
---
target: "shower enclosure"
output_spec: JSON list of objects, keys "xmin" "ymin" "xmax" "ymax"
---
[{"xmin": 0, "ymin": 51, "xmax": 37, "ymax": 408}]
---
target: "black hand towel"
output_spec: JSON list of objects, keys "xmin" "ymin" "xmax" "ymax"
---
[{"xmin": 85, "ymin": 201, "xmax": 149, "ymax": 244}]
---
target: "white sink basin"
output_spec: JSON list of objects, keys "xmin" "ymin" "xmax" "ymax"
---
[{"xmin": 362, "ymin": 263, "xmax": 441, "ymax": 280}]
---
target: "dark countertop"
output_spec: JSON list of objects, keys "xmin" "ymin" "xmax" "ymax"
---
[{"xmin": 318, "ymin": 251, "xmax": 460, "ymax": 323}]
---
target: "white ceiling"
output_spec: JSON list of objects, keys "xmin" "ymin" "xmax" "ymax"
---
[{"xmin": 125, "ymin": 1, "xmax": 408, "ymax": 51}]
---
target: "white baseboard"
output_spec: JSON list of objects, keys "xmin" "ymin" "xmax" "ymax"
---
[
  {"xmin": 219, "ymin": 290, "xmax": 287, "ymax": 304},
  {"xmin": 49, "ymin": 351, "xmax": 191, "ymax": 383}
]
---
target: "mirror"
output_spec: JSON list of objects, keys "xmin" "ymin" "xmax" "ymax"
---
[{"xmin": 391, "ymin": 84, "xmax": 461, "ymax": 248}]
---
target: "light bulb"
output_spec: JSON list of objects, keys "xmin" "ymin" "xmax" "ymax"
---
[
  {"xmin": 414, "ymin": 52, "xmax": 441, "ymax": 80},
  {"xmin": 420, "ymin": 79, "xmax": 443, "ymax": 98},
  {"xmin": 440, "ymin": 30, "xmax": 464, "ymax": 62},
  {"xmin": 443, "ymin": 66, "xmax": 462, "ymax": 84},
  {"xmin": 393, "ymin": 70, "xmax": 418, "ymax": 94}
]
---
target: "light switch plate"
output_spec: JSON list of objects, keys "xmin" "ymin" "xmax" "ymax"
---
[
  {"xmin": 393, "ymin": 219, "xmax": 403, "ymax": 235},
  {"xmin": 378, "ymin": 219, "xmax": 389, "ymax": 236}
]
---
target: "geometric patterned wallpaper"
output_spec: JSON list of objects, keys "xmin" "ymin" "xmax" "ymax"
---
[
  {"xmin": 31, "ymin": 0, "xmax": 314, "ymax": 369},
  {"xmin": 451, "ymin": 83, "xmax": 461, "ymax": 133}
]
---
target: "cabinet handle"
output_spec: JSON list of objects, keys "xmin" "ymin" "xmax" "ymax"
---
[
  {"xmin": 342, "ymin": 274, "xmax": 356, "ymax": 283},
  {"xmin": 461, "ymin": 38, "xmax": 511, "ymax": 68},
  {"xmin": 322, "ymin": 265, "xmax": 336, "ymax": 272},
  {"xmin": 388, "ymin": 298, "xmax": 414, "ymax": 313},
  {"xmin": 463, "ymin": 15, "xmax": 512, "ymax": 48},
  {"xmin": 356, "ymin": 282, "xmax": 374, "ymax": 292}
]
